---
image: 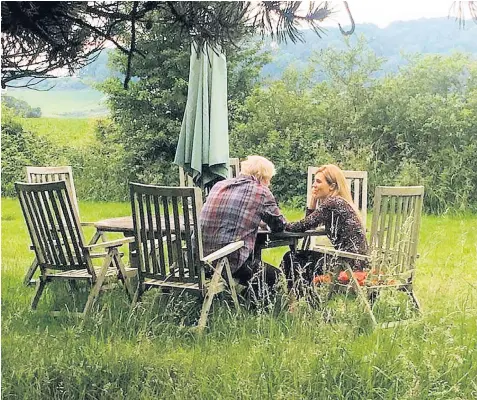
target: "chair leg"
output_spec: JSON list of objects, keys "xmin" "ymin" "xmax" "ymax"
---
[
  {"xmin": 31, "ymin": 278, "xmax": 47, "ymax": 310},
  {"xmin": 112, "ymin": 249, "xmax": 136, "ymax": 301},
  {"xmin": 403, "ymin": 284, "xmax": 421, "ymax": 313},
  {"xmin": 83, "ymin": 253, "xmax": 112, "ymax": 316},
  {"xmin": 223, "ymin": 258, "xmax": 240, "ymax": 310},
  {"xmin": 197, "ymin": 259, "xmax": 226, "ymax": 331},
  {"xmin": 87, "ymin": 230, "xmax": 102, "ymax": 246},
  {"xmin": 24, "ymin": 258, "xmax": 39, "ymax": 286},
  {"xmin": 347, "ymin": 266, "xmax": 377, "ymax": 328}
]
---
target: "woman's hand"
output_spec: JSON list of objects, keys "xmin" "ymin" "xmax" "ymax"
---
[{"xmin": 309, "ymin": 190, "xmax": 319, "ymax": 209}]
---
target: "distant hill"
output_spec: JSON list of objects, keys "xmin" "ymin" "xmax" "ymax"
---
[
  {"xmin": 3, "ymin": 17, "xmax": 476, "ymax": 118},
  {"xmin": 260, "ymin": 17, "xmax": 477, "ymax": 78}
]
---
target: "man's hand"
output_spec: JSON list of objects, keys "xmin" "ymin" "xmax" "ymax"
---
[{"xmin": 259, "ymin": 220, "xmax": 270, "ymax": 230}]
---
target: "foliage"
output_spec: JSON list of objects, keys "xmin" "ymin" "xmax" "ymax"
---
[
  {"xmin": 0, "ymin": 106, "xmax": 62, "ymax": 197},
  {"xmin": 99, "ymin": 16, "xmax": 270, "ymax": 186},
  {"xmin": 1, "ymin": 1, "xmax": 333, "ymax": 89},
  {"xmin": 231, "ymin": 37, "xmax": 477, "ymax": 212},
  {"xmin": 1, "ymin": 95, "xmax": 41, "ymax": 118},
  {"xmin": 65, "ymin": 119, "xmax": 130, "ymax": 202},
  {"xmin": 2, "ymin": 198, "xmax": 477, "ymax": 398}
]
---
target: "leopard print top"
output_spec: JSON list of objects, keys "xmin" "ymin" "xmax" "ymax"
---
[{"xmin": 286, "ymin": 196, "xmax": 368, "ymax": 269}]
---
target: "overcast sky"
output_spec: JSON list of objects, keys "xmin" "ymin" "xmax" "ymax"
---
[{"xmin": 318, "ymin": 0, "xmax": 464, "ymax": 28}]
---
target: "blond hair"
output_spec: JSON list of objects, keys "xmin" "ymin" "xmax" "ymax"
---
[
  {"xmin": 240, "ymin": 155, "xmax": 276, "ymax": 184},
  {"xmin": 317, "ymin": 164, "xmax": 361, "ymax": 220}
]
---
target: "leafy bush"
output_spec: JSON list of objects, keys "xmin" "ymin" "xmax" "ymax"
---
[
  {"xmin": 2, "ymin": 95, "xmax": 41, "ymax": 117},
  {"xmin": 1, "ymin": 106, "xmax": 60, "ymax": 196},
  {"xmin": 231, "ymin": 38, "xmax": 477, "ymax": 213}
]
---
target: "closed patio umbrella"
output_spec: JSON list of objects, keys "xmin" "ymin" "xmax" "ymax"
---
[{"xmin": 174, "ymin": 42, "xmax": 229, "ymax": 190}]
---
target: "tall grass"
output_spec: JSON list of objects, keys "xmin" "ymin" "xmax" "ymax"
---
[{"xmin": 2, "ymin": 198, "xmax": 476, "ymax": 399}]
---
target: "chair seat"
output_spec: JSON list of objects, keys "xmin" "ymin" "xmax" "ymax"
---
[
  {"xmin": 45, "ymin": 266, "xmax": 136, "ymax": 280},
  {"xmin": 144, "ymin": 278, "xmax": 200, "ymax": 290}
]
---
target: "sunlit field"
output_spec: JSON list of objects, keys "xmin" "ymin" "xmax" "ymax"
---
[
  {"xmin": 7, "ymin": 89, "xmax": 108, "ymax": 118},
  {"xmin": 20, "ymin": 117, "xmax": 100, "ymax": 148},
  {"xmin": 2, "ymin": 197, "xmax": 476, "ymax": 399}
]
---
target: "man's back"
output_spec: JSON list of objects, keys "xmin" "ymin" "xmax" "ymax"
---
[{"xmin": 200, "ymin": 175, "xmax": 285, "ymax": 272}]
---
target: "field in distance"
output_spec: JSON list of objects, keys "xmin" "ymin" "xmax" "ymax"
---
[
  {"xmin": 7, "ymin": 88, "xmax": 108, "ymax": 119},
  {"xmin": 21, "ymin": 117, "xmax": 100, "ymax": 148}
]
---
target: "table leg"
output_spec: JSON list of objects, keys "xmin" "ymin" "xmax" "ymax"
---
[{"xmin": 124, "ymin": 232, "xmax": 139, "ymax": 269}]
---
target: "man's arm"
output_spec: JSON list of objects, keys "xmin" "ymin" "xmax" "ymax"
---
[{"xmin": 260, "ymin": 188, "xmax": 286, "ymax": 232}]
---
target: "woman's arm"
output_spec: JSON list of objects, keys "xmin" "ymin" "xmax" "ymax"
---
[{"xmin": 286, "ymin": 201, "xmax": 330, "ymax": 232}]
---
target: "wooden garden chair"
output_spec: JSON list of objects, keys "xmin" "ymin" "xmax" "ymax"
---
[
  {"xmin": 24, "ymin": 166, "xmax": 106, "ymax": 285},
  {"xmin": 16, "ymin": 181, "xmax": 137, "ymax": 316},
  {"xmin": 316, "ymin": 186, "xmax": 425, "ymax": 328},
  {"xmin": 129, "ymin": 182, "xmax": 244, "ymax": 331},
  {"xmin": 304, "ymin": 168, "xmax": 368, "ymax": 250}
]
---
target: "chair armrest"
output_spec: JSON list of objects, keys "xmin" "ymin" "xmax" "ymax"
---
[
  {"xmin": 85, "ymin": 236, "xmax": 135, "ymax": 250},
  {"xmin": 201, "ymin": 240, "xmax": 244, "ymax": 264},
  {"xmin": 314, "ymin": 246, "xmax": 370, "ymax": 262},
  {"xmin": 80, "ymin": 221, "xmax": 97, "ymax": 227}
]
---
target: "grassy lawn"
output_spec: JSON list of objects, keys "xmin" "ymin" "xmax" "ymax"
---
[
  {"xmin": 20, "ymin": 117, "xmax": 100, "ymax": 148},
  {"xmin": 1, "ymin": 197, "xmax": 476, "ymax": 399}
]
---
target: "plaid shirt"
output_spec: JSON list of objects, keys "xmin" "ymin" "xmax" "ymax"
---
[{"xmin": 200, "ymin": 175, "xmax": 286, "ymax": 272}]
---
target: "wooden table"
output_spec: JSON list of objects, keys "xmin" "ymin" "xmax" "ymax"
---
[
  {"xmin": 94, "ymin": 216, "xmax": 187, "ymax": 268},
  {"xmin": 95, "ymin": 216, "xmax": 326, "ymax": 267},
  {"xmin": 255, "ymin": 227, "xmax": 327, "ymax": 259}
]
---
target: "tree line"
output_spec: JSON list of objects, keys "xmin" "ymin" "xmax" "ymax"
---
[{"xmin": 2, "ymin": 33, "xmax": 476, "ymax": 213}]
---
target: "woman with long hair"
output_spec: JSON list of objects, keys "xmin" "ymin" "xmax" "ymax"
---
[{"xmin": 280, "ymin": 164, "xmax": 368, "ymax": 295}]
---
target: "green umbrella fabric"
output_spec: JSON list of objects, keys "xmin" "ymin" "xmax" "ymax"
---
[{"xmin": 174, "ymin": 42, "xmax": 229, "ymax": 189}]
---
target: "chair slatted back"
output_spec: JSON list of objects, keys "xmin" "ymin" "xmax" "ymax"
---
[
  {"xmin": 130, "ymin": 183, "xmax": 205, "ymax": 287},
  {"xmin": 26, "ymin": 166, "xmax": 79, "ymax": 213},
  {"xmin": 369, "ymin": 186, "xmax": 424, "ymax": 276},
  {"xmin": 16, "ymin": 181, "xmax": 91, "ymax": 273},
  {"xmin": 307, "ymin": 167, "xmax": 368, "ymax": 227},
  {"xmin": 229, "ymin": 158, "xmax": 240, "ymax": 178}
]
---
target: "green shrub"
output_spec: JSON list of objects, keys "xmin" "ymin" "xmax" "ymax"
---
[{"xmin": 1, "ymin": 106, "xmax": 61, "ymax": 197}]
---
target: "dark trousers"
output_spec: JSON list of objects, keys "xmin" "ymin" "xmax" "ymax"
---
[
  {"xmin": 233, "ymin": 256, "xmax": 283, "ymax": 300},
  {"xmin": 281, "ymin": 250, "xmax": 325, "ymax": 296}
]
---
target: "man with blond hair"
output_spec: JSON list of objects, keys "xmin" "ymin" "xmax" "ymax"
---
[{"xmin": 200, "ymin": 155, "xmax": 286, "ymax": 290}]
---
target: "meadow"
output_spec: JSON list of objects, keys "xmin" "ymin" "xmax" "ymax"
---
[
  {"xmin": 20, "ymin": 117, "xmax": 99, "ymax": 148},
  {"xmin": 2, "ymin": 197, "xmax": 476, "ymax": 399},
  {"xmin": 6, "ymin": 89, "xmax": 108, "ymax": 118}
]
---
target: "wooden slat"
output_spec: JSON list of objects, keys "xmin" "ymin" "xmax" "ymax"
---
[
  {"xmin": 21, "ymin": 189, "xmax": 49, "ymax": 264},
  {"xmin": 137, "ymin": 193, "xmax": 151, "ymax": 274},
  {"xmin": 384, "ymin": 195, "xmax": 396, "ymax": 253},
  {"xmin": 162, "ymin": 195, "xmax": 174, "ymax": 275},
  {"xmin": 377, "ymin": 194, "xmax": 389, "ymax": 249},
  {"xmin": 378, "ymin": 186, "xmax": 424, "ymax": 196},
  {"xmin": 393, "ymin": 196, "xmax": 404, "ymax": 253},
  {"xmin": 153, "ymin": 195, "xmax": 167, "ymax": 276},
  {"xmin": 53, "ymin": 188, "xmax": 80, "ymax": 267},
  {"xmin": 55, "ymin": 187, "xmax": 84, "ymax": 267},
  {"xmin": 130, "ymin": 187, "xmax": 146, "ymax": 274},
  {"xmin": 172, "ymin": 196, "xmax": 185, "ymax": 279},
  {"xmin": 145, "ymin": 194, "xmax": 158, "ymax": 275},
  {"xmin": 182, "ymin": 195, "xmax": 195, "ymax": 278},
  {"xmin": 131, "ymin": 182, "xmax": 196, "ymax": 197},
  {"xmin": 40, "ymin": 190, "xmax": 67, "ymax": 266},
  {"xmin": 353, "ymin": 179, "xmax": 360, "ymax": 209}
]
